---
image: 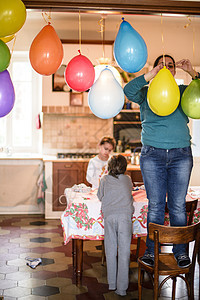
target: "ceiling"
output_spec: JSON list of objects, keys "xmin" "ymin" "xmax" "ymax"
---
[
  {"xmin": 18, "ymin": 0, "xmax": 200, "ymax": 66},
  {"xmin": 22, "ymin": 0, "xmax": 200, "ymax": 16}
]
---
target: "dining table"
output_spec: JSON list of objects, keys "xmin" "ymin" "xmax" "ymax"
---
[{"xmin": 61, "ymin": 185, "xmax": 200, "ymax": 283}]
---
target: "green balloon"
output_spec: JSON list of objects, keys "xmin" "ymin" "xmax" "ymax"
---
[
  {"xmin": 181, "ymin": 79, "xmax": 200, "ymax": 119},
  {"xmin": 0, "ymin": 40, "xmax": 11, "ymax": 72}
]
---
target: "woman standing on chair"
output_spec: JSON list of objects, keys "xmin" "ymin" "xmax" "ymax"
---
[{"xmin": 124, "ymin": 54, "xmax": 198, "ymax": 268}]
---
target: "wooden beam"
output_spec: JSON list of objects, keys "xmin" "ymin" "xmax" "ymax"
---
[
  {"xmin": 61, "ymin": 39, "xmax": 114, "ymax": 44},
  {"xmin": 22, "ymin": 0, "xmax": 200, "ymax": 16}
]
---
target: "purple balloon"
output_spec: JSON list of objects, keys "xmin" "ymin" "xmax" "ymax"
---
[{"xmin": 0, "ymin": 70, "xmax": 15, "ymax": 117}]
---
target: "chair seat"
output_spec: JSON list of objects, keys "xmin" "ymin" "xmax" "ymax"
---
[{"xmin": 138, "ymin": 253, "xmax": 190, "ymax": 276}]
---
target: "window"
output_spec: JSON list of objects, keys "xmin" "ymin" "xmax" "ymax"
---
[{"xmin": 0, "ymin": 52, "xmax": 42, "ymax": 153}]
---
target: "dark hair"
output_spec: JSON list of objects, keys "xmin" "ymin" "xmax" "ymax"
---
[
  {"xmin": 108, "ymin": 155, "xmax": 127, "ymax": 178},
  {"xmin": 99, "ymin": 136, "xmax": 116, "ymax": 149},
  {"xmin": 153, "ymin": 54, "xmax": 175, "ymax": 68}
]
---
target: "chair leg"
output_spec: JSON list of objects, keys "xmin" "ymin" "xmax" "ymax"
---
[
  {"xmin": 101, "ymin": 240, "xmax": 105, "ymax": 266},
  {"xmin": 172, "ymin": 277, "xmax": 177, "ymax": 300},
  {"xmin": 138, "ymin": 264, "xmax": 143, "ymax": 300},
  {"xmin": 72, "ymin": 239, "xmax": 76, "ymax": 272},
  {"xmin": 136, "ymin": 237, "xmax": 141, "ymax": 260},
  {"xmin": 153, "ymin": 279, "xmax": 159, "ymax": 299},
  {"xmin": 188, "ymin": 272, "xmax": 195, "ymax": 300}
]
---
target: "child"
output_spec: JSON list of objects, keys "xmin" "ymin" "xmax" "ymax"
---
[
  {"xmin": 97, "ymin": 155, "xmax": 134, "ymax": 296},
  {"xmin": 86, "ymin": 136, "xmax": 116, "ymax": 188}
]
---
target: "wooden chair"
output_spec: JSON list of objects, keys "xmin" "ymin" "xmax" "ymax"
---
[
  {"xmin": 135, "ymin": 199, "xmax": 198, "ymax": 260},
  {"xmin": 138, "ymin": 222, "xmax": 200, "ymax": 300}
]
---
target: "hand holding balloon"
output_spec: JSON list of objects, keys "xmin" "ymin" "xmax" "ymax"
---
[
  {"xmin": 144, "ymin": 64, "xmax": 163, "ymax": 82},
  {"xmin": 176, "ymin": 59, "xmax": 198, "ymax": 79}
]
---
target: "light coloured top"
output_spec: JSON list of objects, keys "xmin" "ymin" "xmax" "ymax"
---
[{"xmin": 86, "ymin": 155, "xmax": 109, "ymax": 188}]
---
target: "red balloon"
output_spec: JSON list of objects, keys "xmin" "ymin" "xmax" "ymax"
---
[
  {"xmin": 65, "ymin": 53, "xmax": 95, "ymax": 92},
  {"xmin": 29, "ymin": 24, "xmax": 63, "ymax": 76}
]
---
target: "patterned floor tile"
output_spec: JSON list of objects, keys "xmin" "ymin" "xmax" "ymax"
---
[
  {"xmin": 7, "ymin": 258, "xmax": 27, "ymax": 267},
  {"xmin": 29, "ymin": 221, "xmax": 47, "ymax": 226},
  {"xmin": 18, "ymin": 295, "xmax": 46, "ymax": 300},
  {"xmin": 32, "ymin": 285, "xmax": 60, "ymax": 297},
  {"xmin": 5, "ymin": 271, "xmax": 31, "ymax": 281},
  {"xmin": 0, "ymin": 229, "xmax": 10, "ymax": 235},
  {"xmin": 0, "ymin": 279, "xmax": 17, "ymax": 289},
  {"xmin": 0, "ymin": 265, "xmax": 18, "ymax": 274},
  {"xmin": 30, "ymin": 237, "xmax": 51, "ymax": 243},
  {"xmin": 0, "ymin": 215, "xmax": 199, "ymax": 300},
  {"xmin": 18, "ymin": 278, "xmax": 45, "ymax": 288},
  {"xmin": 43, "ymin": 263, "xmax": 69, "ymax": 272},
  {"xmin": 46, "ymin": 277, "xmax": 72, "ymax": 287},
  {"xmin": 31, "ymin": 270, "xmax": 57, "ymax": 280},
  {"xmin": 3, "ymin": 286, "xmax": 31, "ymax": 298},
  {"xmin": 60, "ymin": 284, "xmax": 88, "ymax": 295}
]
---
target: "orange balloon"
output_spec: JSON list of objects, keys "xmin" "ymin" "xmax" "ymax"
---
[{"xmin": 29, "ymin": 24, "xmax": 63, "ymax": 76}]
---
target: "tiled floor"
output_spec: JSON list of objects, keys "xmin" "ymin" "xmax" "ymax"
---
[{"xmin": 0, "ymin": 214, "xmax": 199, "ymax": 300}]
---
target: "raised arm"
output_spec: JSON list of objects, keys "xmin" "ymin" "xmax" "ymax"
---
[{"xmin": 175, "ymin": 59, "xmax": 199, "ymax": 79}]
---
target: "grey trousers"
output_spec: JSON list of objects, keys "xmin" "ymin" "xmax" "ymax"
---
[{"xmin": 104, "ymin": 213, "xmax": 133, "ymax": 293}]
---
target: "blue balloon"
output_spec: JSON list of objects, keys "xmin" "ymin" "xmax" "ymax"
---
[{"xmin": 114, "ymin": 18, "xmax": 148, "ymax": 73}]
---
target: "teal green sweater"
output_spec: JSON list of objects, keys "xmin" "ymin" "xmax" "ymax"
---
[{"xmin": 124, "ymin": 75, "xmax": 191, "ymax": 149}]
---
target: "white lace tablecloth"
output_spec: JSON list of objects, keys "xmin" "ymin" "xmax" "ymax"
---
[{"xmin": 61, "ymin": 186, "xmax": 200, "ymax": 245}]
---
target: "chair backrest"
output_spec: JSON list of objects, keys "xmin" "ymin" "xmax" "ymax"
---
[
  {"xmin": 149, "ymin": 222, "xmax": 200, "ymax": 245},
  {"xmin": 165, "ymin": 199, "xmax": 198, "ymax": 225}
]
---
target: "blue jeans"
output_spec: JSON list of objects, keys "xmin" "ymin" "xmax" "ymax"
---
[{"xmin": 140, "ymin": 145, "xmax": 193, "ymax": 257}]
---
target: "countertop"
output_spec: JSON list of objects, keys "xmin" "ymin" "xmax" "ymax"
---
[
  {"xmin": 0, "ymin": 153, "xmax": 44, "ymax": 160},
  {"xmin": 0, "ymin": 153, "xmax": 141, "ymax": 169}
]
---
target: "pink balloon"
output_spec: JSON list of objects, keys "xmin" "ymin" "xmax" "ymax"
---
[
  {"xmin": 65, "ymin": 52, "xmax": 95, "ymax": 92},
  {"xmin": 0, "ymin": 70, "xmax": 15, "ymax": 117}
]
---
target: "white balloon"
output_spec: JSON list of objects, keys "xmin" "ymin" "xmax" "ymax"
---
[
  {"xmin": 88, "ymin": 68, "xmax": 124, "ymax": 119},
  {"xmin": 94, "ymin": 64, "xmax": 122, "ymax": 85}
]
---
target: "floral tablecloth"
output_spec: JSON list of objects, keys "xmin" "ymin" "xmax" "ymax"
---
[{"xmin": 61, "ymin": 186, "xmax": 200, "ymax": 245}]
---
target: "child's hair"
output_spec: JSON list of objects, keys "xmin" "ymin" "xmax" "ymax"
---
[
  {"xmin": 108, "ymin": 155, "xmax": 127, "ymax": 178},
  {"xmin": 99, "ymin": 136, "xmax": 116, "ymax": 149}
]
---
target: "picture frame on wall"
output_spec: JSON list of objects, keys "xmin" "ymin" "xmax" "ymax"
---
[
  {"xmin": 70, "ymin": 92, "xmax": 83, "ymax": 106},
  {"xmin": 52, "ymin": 64, "xmax": 70, "ymax": 92}
]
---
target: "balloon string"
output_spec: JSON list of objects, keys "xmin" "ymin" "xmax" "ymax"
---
[
  {"xmin": 42, "ymin": 11, "xmax": 51, "ymax": 24},
  {"xmin": 79, "ymin": 11, "xmax": 82, "ymax": 53},
  {"xmin": 11, "ymin": 35, "xmax": 17, "ymax": 58},
  {"xmin": 98, "ymin": 17, "xmax": 105, "ymax": 59},
  {"xmin": 161, "ymin": 14, "xmax": 165, "ymax": 66},
  {"xmin": 184, "ymin": 16, "xmax": 195, "ymax": 70},
  {"xmin": 184, "ymin": 16, "xmax": 191, "ymax": 29},
  {"xmin": 193, "ymin": 20, "xmax": 195, "ymax": 71}
]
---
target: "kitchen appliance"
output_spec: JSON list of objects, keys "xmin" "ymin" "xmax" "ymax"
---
[
  {"xmin": 113, "ymin": 110, "xmax": 142, "ymax": 152},
  {"xmin": 131, "ymin": 147, "xmax": 142, "ymax": 165},
  {"xmin": 57, "ymin": 153, "xmax": 96, "ymax": 159}
]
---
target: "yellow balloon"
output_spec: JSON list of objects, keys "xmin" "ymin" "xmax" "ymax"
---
[
  {"xmin": 0, "ymin": 0, "xmax": 26, "ymax": 37},
  {"xmin": 0, "ymin": 34, "xmax": 15, "ymax": 43},
  {"xmin": 147, "ymin": 66, "xmax": 180, "ymax": 116}
]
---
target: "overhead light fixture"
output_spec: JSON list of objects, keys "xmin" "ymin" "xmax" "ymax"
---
[{"xmin": 95, "ymin": 15, "xmax": 122, "ymax": 85}]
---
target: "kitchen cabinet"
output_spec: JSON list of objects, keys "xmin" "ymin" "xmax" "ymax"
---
[
  {"xmin": 53, "ymin": 161, "xmax": 89, "ymax": 211},
  {"xmin": 126, "ymin": 166, "xmax": 143, "ymax": 186}
]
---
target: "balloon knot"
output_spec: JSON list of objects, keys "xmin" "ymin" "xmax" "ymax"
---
[
  {"xmin": 122, "ymin": 17, "xmax": 125, "ymax": 21},
  {"xmin": 48, "ymin": 21, "xmax": 51, "ymax": 25},
  {"xmin": 78, "ymin": 49, "xmax": 81, "ymax": 55}
]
